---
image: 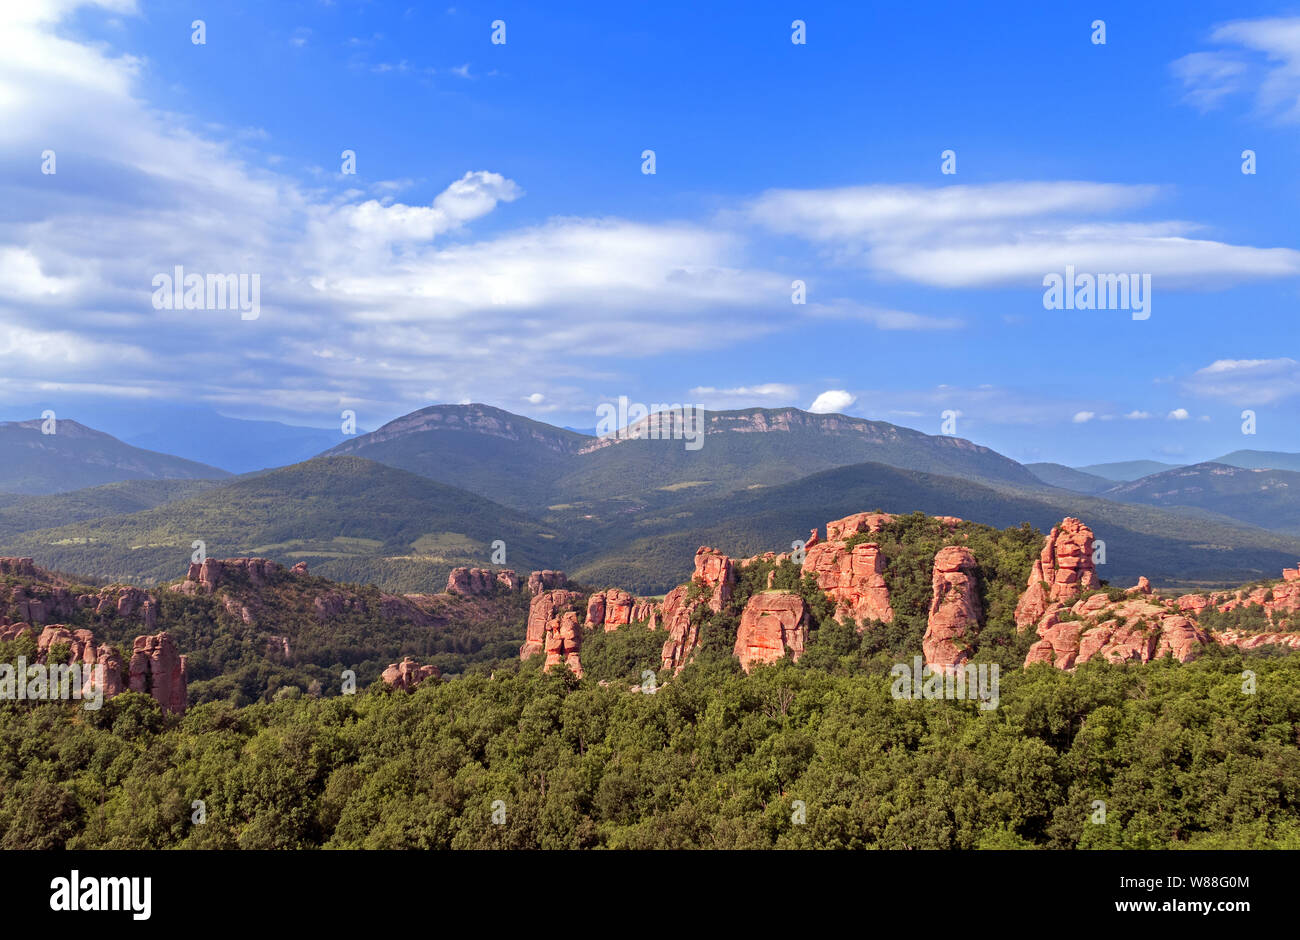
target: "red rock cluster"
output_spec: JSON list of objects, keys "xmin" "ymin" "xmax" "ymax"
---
[
  {"xmin": 660, "ymin": 547, "xmax": 736, "ymax": 673},
  {"xmin": 520, "ymin": 589, "xmax": 583, "ymax": 664},
  {"xmin": 381, "ymin": 657, "xmax": 440, "ymax": 690},
  {"xmin": 527, "ymin": 570, "xmax": 567, "ymax": 596},
  {"xmin": 801, "ymin": 513, "xmax": 894, "ymax": 627},
  {"xmin": 128, "ymin": 633, "xmax": 188, "ymax": 714},
  {"xmin": 173, "ymin": 557, "xmax": 282, "ymax": 595},
  {"xmin": 1014, "ymin": 518, "xmax": 1100, "ymax": 630},
  {"xmin": 1025, "ymin": 593, "xmax": 1209, "ymax": 669},
  {"xmin": 923, "ymin": 546, "xmax": 982, "ymax": 668},
  {"xmin": 36, "ymin": 625, "xmax": 126, "ymax": 698},
  {"xmin": 0, "ymin": 557, "xmax": 37, "ymax": 577},
  {"xmin": 1174, "ymin": 576, "xmax": 1300, "ymax": 622},
  {"xmin": 445, "ymin": 567, "xmax": 520, "ymax": 596},
  {"xmin": 585, "ymin": 588, "xmax": 655, "ymax": 631},
  {"xmin": 733, "ymin": 592, "xmax": 808, "ymax": 672}
]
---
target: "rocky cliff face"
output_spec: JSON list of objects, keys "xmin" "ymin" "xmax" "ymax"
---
[
  {"xmin": 802, "ymin": 537, "xmax": 894, "ymax": 627},
  {"xmin": 923, "ymin": 546, "xmax": 982, "ymax": 668},
  {"xmin": 660, "ymin": 547, "xmax": 735, "ymax": 673},
  {"xmin": 733, "ymin": 592, "xmax": 809, "ymax": 672},
  {"xmin": 1014, "ymin": 518, "xmax": 1100, "ymax": 630},
  {"xmin": 1024, "ymin": 590, "xmax": 1210, "ymax": 669}
]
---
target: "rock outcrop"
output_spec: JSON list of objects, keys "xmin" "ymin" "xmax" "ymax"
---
[
  {"xmin": 660, "ymin": 547, "xmax": 736, "ymax": 673},
  {"xmin": 35, "ymin": 625, "xmax": 126, "ymax": 698},
  {"xmin": 446, "ymin": 567, "xmax": 519, "ymax": 596},
  {"xmin": 585, "ymin": 588, "xmax": 655, "ymax": 631},
  {"xmin": 128, "ymin": 632, "xmax": 188, "ymax": 714},
  {"xmin": 381, "ymin": 657, "xmax": 440, "ymax": 690},
  {"xmin": 801, "ymin": 513, "xmax": 898, "ymax": 626},
  {"xmin": 543, "ymin": 608, "xmax": 584, "ymax": 677},
  {"xmin": 521, "ymin": 589, "xmax": 582, "ymax": 662},
  {"xmin": 1014, "ymin": 518, "xmax": 1100, "ymax": 630},
  {"xmin": 1024, "ymin": 592, "xmax": 1210, "ymax": 670},
  {"xmin": 173, "ymin": 557, "xmax": 282, "ymax": 595},
  {"xmin": 733, "ymin": 592, "xmax": 809, "ymax": 672},
  {"xmin": 527, "ymin": 570, "xmax": 567, "ymax": 596},
  {"xmin": 923, "ymin": 546, "xmax": 982, "ymax": 668}
]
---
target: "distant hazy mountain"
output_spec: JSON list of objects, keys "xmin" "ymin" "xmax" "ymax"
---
[
  {"xmin": 1075, "ymin": 459, "xmax": 1185, "ymax": 481},
  {"xmin": 0, "ymin": 419, "xmax": 229, "ymax": 495},
  {"xmin": 323, "ymin": 403, "xmax": 1042, "ymax": 511},
  {"xmin": 0, "ymin": 403, "xmax": 351, "ymax": 474},
  {"xmin": 0, "ymin": 456, "xmax": 565, "ymax": 591},
  {"xmin": 1211, "ymin": 450, "xmax": 1300, "ymax": 473},
  {"xmin": 1025, "ymin": 462, "xmax": 1113, "ymax": 494},
  {"xmin": 1102, "ymin": 462, "xmax": 1300, "ymax": 536}
]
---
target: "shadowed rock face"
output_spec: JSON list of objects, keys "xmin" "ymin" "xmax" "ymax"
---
[
  {"xmin": 36, "ymin": 624, "xmax": 125, "ymax": 698},
  {"xmin": 924, "ymin": 546, "xmax": 982, "ymax": 669},
  {"xmin": 128, "ymin": 632, "xmax": 188, "ymax": 714},
  {"xmin": 660, "ymin": 547, "xmax": 736, "ymax": 673},
  {"xmin": 527, "ymin": 570, "xmax": 567, "ymax": 596},
  {"xmin": 382, "ymin": 657, "xmax": 440, "ymax": 690},
  {"xmin": 173, "ymin": 557, "xmax": 283, "ymax": 596},
  {"xmin": 734, "ymin": 592, "xmax": 809, "ymax": 673},
  {"xmin": 1014, "ymin": 517, "xmax": 1100, "ymax": 630}
]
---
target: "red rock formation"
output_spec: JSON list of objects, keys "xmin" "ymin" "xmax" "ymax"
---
[
  {"xmin": 1024, "ymin": 591, "xmax": 1210, "ymax": 670},
  {"xmin": 446, "ymin": 567, "xmax": 519, "ymax": 596},
  {"xmin": 35, "ymin": 625, "xmax": 126, "ymax": 698},
  {"xmin": 382, "ymin": 657, "xmax": 440, "ymax": 689},
  {"xmin": 585, "ymin": 588, "xmax": 656, "ymax": 631},
  {"xmin": 521, "ymin": 589, "xmax": 582, "ymax": 661},
  {"xmin": 543, "ymin": 609, "xmax": 583, "ymax": 676},
  {"xmin": 734, "ymin": 592, "xmax": 809, "ymax": 672},
  {"xmin": 0, "ymin": 623, "xmax": 31, "ymax": 642},
  {"xmin": 660, "ymin": 547, "xmax": 737, "ymax": 672},
  {"xmin": 1285, "ymin": 566, "xmax": 1300, "ymax": 582},
  {"xmin": 0, "ymin": 557, "xmax": 37, "ymax": 577},
  {"xmin": 173, "ymin": 557, "xmax": 281, "ymax": 595},
  {"xmin": 128, "ymin": 632, "xmax": 188, "ymax": 714},
  {"xmin": 1014, "ymin": 518, "xmax": 1100, "ymax": 630},
  {"xmin": 1216, "ymin": 631, "xmax": 1300, "ymax": 651},
  {"xmin": 923, "ymin": 546, "xmax": 982, "ymax": 668},
  {"xmin": 527, "ymin": 570, "xmax": 567, "ymax": 596},
  {"xmin": 291, "ymin": 561, "xmax": 310, "ymax": 575},
  {"xmin": 802, "ymin": 539, "xmax": 894, "ymax": 626},
  {"xmin": 826, "ymin": 512, "xmax": 895, "ymax": 540}
]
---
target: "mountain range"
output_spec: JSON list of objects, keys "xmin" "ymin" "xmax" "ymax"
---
[{"xmin": 1, "ymin": 403, "xmax": 1298, "ymax": 592}]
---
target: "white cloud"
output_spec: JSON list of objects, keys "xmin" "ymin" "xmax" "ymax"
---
[
  {"xmin": 525, "ymin": 392, "xmax": 544, "ymax": 404},
  {"xmin": 1185, "ymin": 357, "xmax": 1300, "ymax": 404},
  {"xmin": 1073, "ymin": 411, "xmax": 1096, "ymax": 423},
  {"xmin": 809, "ymin": 390, "xmax": 856, "ymax": 414},
  {"xmin": 1167, "ymin": 408, "xmax": 1190, "ymax": 420},
  {"xmin": 1173, "ymin": 18, "xmax": 1300, "ymax": 122},
  {"xmin": 747, "ymin": 182, "xmax": 1300, "ymax": 288},
  {"xmin": 1124, "ymin": 410, "xmax": 1152, "ymax": 420}
]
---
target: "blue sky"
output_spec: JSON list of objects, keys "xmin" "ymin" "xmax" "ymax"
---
[{"xmin": 2, "ymin": 0, "xmax": 1299, "ymax": 467}]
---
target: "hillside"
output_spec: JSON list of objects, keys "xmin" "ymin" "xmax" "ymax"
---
[
  {"xmin": 323, "ymin": 403, "xmax": 590, "ymax": 510},
  {"xmin": 0, "ymin": 419, "xmax": 229, "ymax": 494},
  {"xmin": 1076, "ymin": 459, "xmax": 1184, "ymax": 481},
  {"xmin": 1213, "ymin": 449, "xmax": 1300, "ymax": 473},
  {"xmin": 0, "ymin": 478, "xmax": 224, "ymax": 541},
  {"xmin": 321, "ymin": 403, "xmax": 1043, "ymax": 513},
  {"xmin": 0, "ymin": 457, "xmax": 568, "ymax": 591},
  {"xmin": 1102, "ymin": 462, "xmax": 1300, "ymax": 536},
  {"xmin": 1025, "ymin": 462, "xmax": 1113, "ymax": 494},
  {"xmin": 569, "ymin": 460, "xmax": 1300, "ymax": 593}
]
